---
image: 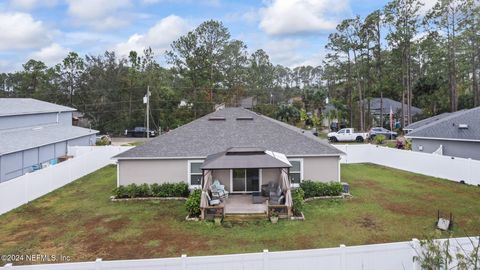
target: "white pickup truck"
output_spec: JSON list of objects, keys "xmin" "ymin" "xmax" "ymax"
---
[{"xmin": 327, "ymin": 128, "xmax": 369, "ymax": 142}]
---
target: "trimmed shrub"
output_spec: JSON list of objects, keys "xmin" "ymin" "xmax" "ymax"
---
[
  {"xmin": 292, "ymin": 188, "xmax": 305, "ymax": 215},
  {"xmin": 112, "ymin": 185, "xmax": 129, "ymax": 198},
  {"xmin": 126, "ymin": 184, "xmax": 139, "ymax": 198},
  {"xmin": 113, "ymin": 182, "xmax": 189, "ymax": 198},
  {"xmin": 185, "ymin": 189, "xmax": 202, "ymax": 217},
  {"xmin": 374, "ymin": 134, "xmax": 386, "ymax": 144},
  {"xmin": 300, "ymin": 180, "xmax": 343, "ymax": 198},
  {"xmin": 138, "ymin": 183, "xmax": 151, "ymax": 197}
]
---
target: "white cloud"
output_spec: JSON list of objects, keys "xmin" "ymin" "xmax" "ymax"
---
[
  {"xmin": 0, "ymin": 12, "xmax": 51, "ymax": 50},
  {"xmin": 225, "ymin": 9, "xmax": 259, "ymax": 24},
  {"xmin": 260, "ymin": 0, "xmax": 350, "ymax": 35},
  {"xmin": 419, "ymin": 0, "xmax": 440, "ymax": 15},
  {"xmin": 114, "ymin": 15, "xmax": 190, "ymax": 57},
  {"xmin": 9, "ymin": 0, "xmax": 58, "ymax": 10},
  {"xmin": 66, "ymin": 0, "xmax": 131, "ymax": 30},
  {"xmin": 264, "ymin": 38, "xmax": 307, "ymax": 67},
  {"xmin": 29, "ymin": 43, "xmax": 70, "ymax": 66}
]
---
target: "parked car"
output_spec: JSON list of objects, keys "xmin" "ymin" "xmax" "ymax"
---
[
  {"xmin": 327, "ymin": 128, "xmax": 369, "ymax": 142},
  {"xmin": 369, "ymin": 127, "xmax": 397, "ymax": 140},
  {"xmin": 96, "ymin": 135, "xmax": 112, "ymax": 145},
  {"xmin": 330, "ymin": 122, "xmax": 347, "ymax": 132},
  {"xmin": 124, "ymin": 127, "xmax": 158, "ymax": 137}
]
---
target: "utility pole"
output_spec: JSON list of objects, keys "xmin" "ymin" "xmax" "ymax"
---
[{"xmin": 144, "ymin": 86, "xmax": 151, "ymax": 138}]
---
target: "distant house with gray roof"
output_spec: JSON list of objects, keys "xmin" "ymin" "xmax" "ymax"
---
[
  {"xmin": 362, "ymin": 98, "xmax": 423, "ymax": 127},
  {"xmin": 406, "ymin": 106, "xmax": 480, "ymax": 160},
  {"xmin": 0, "ymin": 98, "xmax": 98, "ymax": 182},
  {"xmin": 114, "ymin": 107, "xmax": 343, "ymax": 192},
  {"xmin": 239, "ymin": 96, "xmax": 257, "ymax": 109}
]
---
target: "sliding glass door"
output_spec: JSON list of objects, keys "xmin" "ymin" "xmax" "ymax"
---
[{"xmin": 231, "ymin": 169, "xmax": 260, "ymax": 192}]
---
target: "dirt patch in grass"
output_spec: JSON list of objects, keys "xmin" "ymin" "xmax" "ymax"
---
[
  {"xmin": 380, "ymin": 201, "xmax": 431, "ymax": 217},
  {"xmin": 357, "ymin": 215, "xmax": 382, "ymax": 231}
]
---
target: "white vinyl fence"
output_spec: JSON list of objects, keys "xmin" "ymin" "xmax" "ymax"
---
[
  {"xmin": 2, "ymin": 237, "xmax": 479, "ymax": 270},
  {"xmin": 334, "ymin": 144, "xmax": 480, "ymax": 186},
  {"xmin": 0, "ymin": 146, "xmax": 132, "ymax": 215}
]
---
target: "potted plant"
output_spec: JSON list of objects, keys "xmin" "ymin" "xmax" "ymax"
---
[{"xmin": 270, "ymin": 211, "xmax": 279, "ymax": 224}]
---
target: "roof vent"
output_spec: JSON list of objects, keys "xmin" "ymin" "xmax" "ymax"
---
[
  {"xmin": 458, "ymin": 124, "xmax": 468, "ymax": 129},
  {"xmin": 208, "ymin": 116, "xmax": 226, "ymax": 121},
  {"xmin": 236, "ymin": 117, "xmax": 254, "ymax": 121}
]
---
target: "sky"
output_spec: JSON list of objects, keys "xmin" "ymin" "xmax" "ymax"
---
[{"xmin": 0, "ymin": 0, "xmax": 436, "ymax": 73}]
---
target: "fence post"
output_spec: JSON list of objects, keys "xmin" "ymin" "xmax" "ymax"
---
[
  {"xmin": 95, "ymin": 258, "xmax": 102, "ymax": 270},
  {"xmin": 4, "ymin": 263, "xmax": 12, "ymax": 268},
  {"xmin": 263, "ymin": 249, "xmax": 269, "ymax": 270},
  {"xmin": 340, "ymin": 244, "xmax": 346, "ymax": 270},
  {"xmin": 411, "ymin": 238, "xmax": 420, "ymax": 270},
  {"xmin": 181, "ymin": 254, "xmax": 187, "ymax": 270}
]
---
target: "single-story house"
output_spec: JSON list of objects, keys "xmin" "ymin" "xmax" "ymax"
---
[
  {"xmin": 362, "ymin": 98, "xmax": 422, "ymax": 127},
  {"xmin": 0, "ymin": 98, "xmax": 98, "ymax": 182},
  {"xmin": 114, "ymin": 107, "xmax": 343, "ymax": 217},
  {"xmin": 240, "ymin": 96, "xmax": 257, "ymax": 109},
  {"xmin": 406, "ymin": 106, "xmax": 480, "ymax": 160}
]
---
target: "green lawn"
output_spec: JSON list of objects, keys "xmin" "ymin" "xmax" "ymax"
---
[{"xmin": 1, "ymin": 164, "xmax": 479, "ymax": 264}]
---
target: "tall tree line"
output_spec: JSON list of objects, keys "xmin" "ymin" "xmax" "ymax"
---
[
  {"xmin": 1, "ymin": 0, "xmax": 478, "ymax": 133},
  {"xmin": 324, "ymin": 0, "xmax": 479, "ymax": 129},
  {"xmin": 0, "ymin": 21, "xmax": 325, "ymax": 134}
]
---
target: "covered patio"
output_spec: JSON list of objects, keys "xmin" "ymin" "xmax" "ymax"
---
[{"xmin": 199, "ymin": 147, "xmax": 294, "ymax": 220}]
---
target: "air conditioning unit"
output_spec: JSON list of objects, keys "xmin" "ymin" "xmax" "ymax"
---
[{"xmin": 341, "ymin": 182, "xmax": 350, "ymax": 194}]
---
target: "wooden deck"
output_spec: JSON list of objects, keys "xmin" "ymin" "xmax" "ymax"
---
[{"xmin": 224, "ymin": 195, "xmax": 267, "ymax": 214}]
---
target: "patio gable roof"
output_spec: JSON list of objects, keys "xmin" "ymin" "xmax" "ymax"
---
[{"xmin": 201, "ymin": 147, "xmax": 292, "ymax": 170}]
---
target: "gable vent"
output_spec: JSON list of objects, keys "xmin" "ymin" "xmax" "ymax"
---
[
  {"xmin": 236, "ymin": 117, "xmax": 254, "ymax": 121},
  {"xmin": 208, "ymin": 116, "xmax": 226, "ymax": 121},
  {"xmin": 458, "ymin": 124, "xmax": 468, "ymax": 129}
]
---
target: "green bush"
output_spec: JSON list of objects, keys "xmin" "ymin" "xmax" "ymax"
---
[
  {"xmin": 292, "ymin": 188, "xmax": 305, "ymax": 215},
  {"xmin": 126, "ymin": 184, "xmax": 139, "ymax": 198},
  {"xmin": 374, "ymin": 134, "xmax": 386, "ymax": 144},
  {"xmin": 185, "ymin": 189, "xmax": 201, "ymax": 217},
  {"xmin": 112, "ymin": 185, "xmax": 129, "ymax": 198},
  {"xmin": 113, "ymin": 182, "xmax": 189, "ymax": 198},
  {"xmin": 300, "ymin": 180, "xmax": 343, "ymax": 198}
]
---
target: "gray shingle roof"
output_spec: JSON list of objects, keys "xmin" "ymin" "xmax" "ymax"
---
[
  {"xmin": 406, "ymin": 106, "xmax": 480, "ymax": 141},
  {"xmin": 0, "ymin": 98, "xmax": 76, "ymax": 117},
  {"xmin": 404, "ymin": 111, "xmax": 458, "ymax": 131},
  {"xmin": 115, "ymin": 108, "xmax": 343, "ymax": 159},
  {"xmin": 363, "ymin": 98, "xmax": 422, "ymax": 115},
  {"xmin": 0, "ymin": 125, "xmax": 98, "ymax": 155}
]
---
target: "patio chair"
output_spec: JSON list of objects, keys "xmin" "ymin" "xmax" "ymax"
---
[
  {"xmin": 206, "ymin": 192, "xmax": 221, "ymax": 206},
  {"xmin": 210, "ymin": 179, "xmax": 229, "ymax": 199},
  {"xmin": 269, "ymin": 185, "xmax": 284, "ymax": 205}
]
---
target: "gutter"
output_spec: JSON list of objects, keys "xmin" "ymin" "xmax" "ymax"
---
[{"xmin": 114, "ymin": 153, "xmax": 343, "ymax": 161}]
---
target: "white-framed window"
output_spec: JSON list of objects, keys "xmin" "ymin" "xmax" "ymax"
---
[
  {"xmin": 188, "ymin": 160, "xmax": 204, "ymax": 188},
  {"xmin": 288, "ymin": 158, "xmax": 303, "ymax": 186}
]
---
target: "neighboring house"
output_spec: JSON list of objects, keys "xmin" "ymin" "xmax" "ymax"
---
[
  {"xmin": 406, "ymin": 106, "xmax": 480, "ymax": 160},
  {"xmin": 321, "ymin": 104, "xmax": 338, "ymax": 128},
  {"xmin": 403, "ymin": 112, "xmax": 453, "ymax": 134},
  {"xmin": 0, "ymin": 98, "xmax": 98, "ymax": 182},
  {"xmin": 287, "ymin": 96, "xmax": 303, "ymax": 105},
  {"xmin": 114, "ymin": 107, "xmax": 343, "ymax": 216},
  {"xmin": 363, "ymin": 98, "xmax": 422, "ymax": 127},
  {"xmin": 240, "ymin": 96, "xmax": 257, "ymax": 109}
]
